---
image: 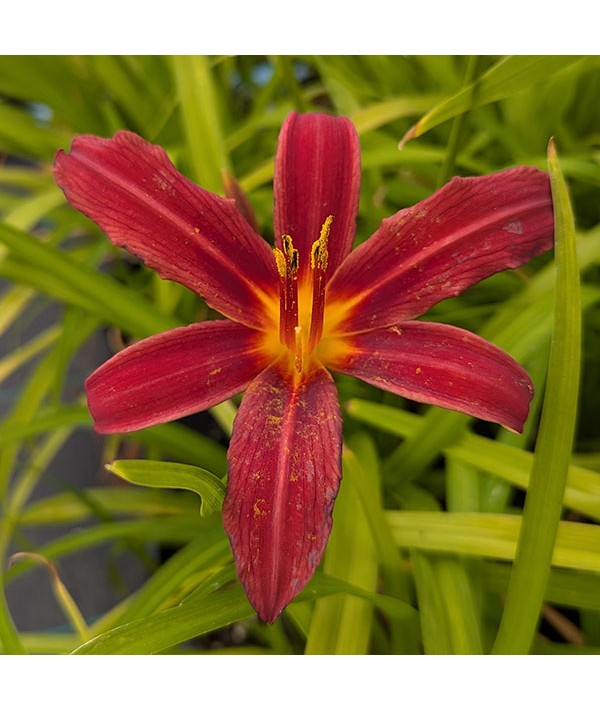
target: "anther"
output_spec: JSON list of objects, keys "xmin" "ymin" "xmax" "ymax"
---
[
  {"xmin": 308, "ymin": 215, "xmax": 334, "ymax": 353},
  {"xmin": 273, "ymin": 248, "xmax": 286, "ymax": 279}
]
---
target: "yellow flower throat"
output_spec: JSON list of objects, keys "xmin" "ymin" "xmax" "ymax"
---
[{"xmin": 272, "ymin": 215, "xmax": 334, "ymax": 374}]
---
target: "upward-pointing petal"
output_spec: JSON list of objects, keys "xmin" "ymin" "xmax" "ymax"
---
[
  {"xmin": 223, "ymin": 361, "xmax": 343, "ymax": 622},
  {"xmin": 274, "ymin": 113, "xmax": 361, "ymax": 283},
  {"xmin": 54, "ymin": 131, "xmax": 278, "ymax": 330},
  {"xmin": 327, "ymin": 166, "xmax": 554, "ymax": 334}
]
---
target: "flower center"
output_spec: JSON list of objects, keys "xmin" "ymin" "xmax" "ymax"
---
[{"xmin": 272, "ymin": 215, "xmax": 334, "ymax": 373}]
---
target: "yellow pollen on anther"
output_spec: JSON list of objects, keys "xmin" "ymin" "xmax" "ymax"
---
[
  {"xmin": 310, "ymin": 214, "xmax": 334, "ymax": 271},
  {"xmin": 273, "ymin": 247, "xmax": 287, "ymax": 278},
  {"xmin": 282, "ymin": 234, "xmax": 294, "ymax": 256}
]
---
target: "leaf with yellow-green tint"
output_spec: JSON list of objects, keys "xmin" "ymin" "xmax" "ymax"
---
[
  {"xmin": 107, "ymin": 460, "xmax": 225, "ymax": 516},
  {"xmin": 492, "ymin": 140, "xmax": 582, "ymax": 654},
  {"xmin": 400, "ymin": 56, "xmax": 583, "ymax": 145}
]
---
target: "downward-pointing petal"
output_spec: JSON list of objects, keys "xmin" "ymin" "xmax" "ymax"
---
[
  {"xmin": 223, "ymin": 361, "xmax": 343, "ymax": 622},
  {"xmin": 54, "ymin": 131, "xmax": 278, "ymax": 330},
  {"xmin": 327, "ymin": 167, "xmax": 553, "ymax": 333},
  {"xmin": 86, "ymin": 320, "xmax": 271, "ymax": 433},
  {"xmin": 329, "ymin": 321, "xmax": 534, "ymax": 433}
]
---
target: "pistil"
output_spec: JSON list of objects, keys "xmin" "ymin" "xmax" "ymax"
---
[{"xmin": 294, "ymin": 326, "xmax": 303, "ymax": 373}]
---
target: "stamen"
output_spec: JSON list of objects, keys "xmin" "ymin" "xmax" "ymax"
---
[
  {"xmin": 310, "ymin": 214, "xmax": 333, "ymax": 271},
  {"xmin": 308, "ymin": 215, "xmax": 334, "ymax": 353},
  {"xmin": 273, "ymin": 235, "xmax": 299, "ymax": 351}
]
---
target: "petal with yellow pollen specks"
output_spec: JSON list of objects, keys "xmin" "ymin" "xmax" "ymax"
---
[
  {"xmin": 327, "ymin": 166, "xmax": 554, "ymax": 334},
  {"xmin": 54, "ymin": 130, "xmax": 278, "ymax": 331},
  {"xmin": 329, "ymin": 321, "xmax": 534, "ymax": 433},
  {"xmin": 222, "ymin": 360, "xmax": 342, "ymax": 623},
  {"xmin": 86, "ymin": 321, "xmax": 271, "ymax": 433}
]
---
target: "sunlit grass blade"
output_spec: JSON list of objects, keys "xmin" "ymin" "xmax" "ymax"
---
[
  {"xmin": 299, "ymin": 571, "xmax": 418, "ymax": 625},
  {"xmin": 341, "ymin": 434, "xmax": 418, "ymax": 653},
  {"xmin": 3, "ymin": 188, "xmax": 65, "ymax": 231},
  {"xmin": 1, "ymin": 427, "xmax": 81, "ymax": 654},
  {"xmin": 8, "ymin": 552, "xmax": 90, "ymax": 643},
  {"xmin": 446, "ymin": 456, "xmax": 480, "ymax": 513},
  {"xmin": 19, "ymin": 487, "xmax": 196, "ymax": 527},
  {"xmin": 383, "ymin": 408, "xmax": 469, "ymax": 486},
  {"xmin": 437, "ymin": 56, "xmax": 482, "ymax": 187},
  {"xmin": 0, "ymin": 284, "xmax": 35, "ymax": 335},
  {"xmin": 0, "ymin": 325, "xmax": 60, "ymax": 384},
  {"xmin": 350, "ymin": 95, "xmax": 441, "ymax": 134},
  {"xmin": 400, "ymin": 56, "xmax": 583, "ymax": 145},
  {"xmin": 131, "ymin": 422, "xmax": 228, "ymax": 477},
  {"xmin": 0, "ymin": 222, "xmax": 180, "ymax": 337},
  {"xmin": 0, "ymin": 56, "xmax": 106, "ymax": 133},
  {"xmin": 0, "ymin": 523, "xmax": 23, "ymax": 653},
  {"xmin": 209, "ymin": 400, "xmax": 237, "ymax": 437},
  {"xmin": 412, "ymin": 550, "xmax": 484, "ymax": 654},
  {"xmin": 87, "ymin": 56, "xmax": 158, "ymax": 133},
  {"xmin": 304, "ymin": 448, "xmax": 378, "ymax": 654},
  {"xmin": 5, "ymin": 428, "xmax": 72, "ymax": 521},
  {"xmin": 0, "ymin": 328, "xmax": 86, "ymax": 655},
  {"xmin": 104, "ymin": 533, "xmax": 231, "ymax": 628},
  {"xmin": 1, "ymin": 426, "xmax": 76, "ymax": 655},
  {"xmin": 0, "ymin": 632, "xmax": 79, "ymax": 655},
  {"xmin": 387, "ymin": 512, "xmax": 600, "ymax": 574},
  {"xmin": 411, "ymin": 551, "xmax": 452, "ymax": 654},
  {"xmin": 0, "ymin": 404, "xmax": 91, "ymax": 447},
  {"xmin": 107, "ymin": 460, "xmax": 225, "ymax": 516},
  {"xmin": 0, "ymin": 101, "xmax": 70, "ymax": 159},
  {"xmin": 445, "ymin": 434, "xmax": 600, "ymax": 522},
  {"xmin": 5, "ymin": 516, "xmax": 213, "ymax": 587},
  {"xmin": 171, "ymin": 56, "xmax": 230, "ymax": 193},
  {"xmin": 434, "ymin": 555, "xmax": 483, "ymax": 653},
  {"xmin": 492, "ymin": 140, "xmax": 582, "ymax": 654},
  {"xmin": 343, "ymin": 435, "xmax": 410, "ymax": 600},
  {"xmin": 0, "ymin": 315, "xmax": 98, "ymax": 498},
  {"xmin": 72, "ymin": 585, "xmax": 255, "ymax": 654},
  {"xmin": 483, "ymin": 563, "xmax": 600, "ymax": 615},
  {"xmin": 347, "ymin": 400, "xmax": 600, "ymax": 521}
]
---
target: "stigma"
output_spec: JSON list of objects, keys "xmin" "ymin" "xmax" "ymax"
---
[{"xmin": 273, "ymin": 216, "xmax": 334, "ymax": 373}]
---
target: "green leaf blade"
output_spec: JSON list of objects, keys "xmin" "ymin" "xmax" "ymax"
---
[
  {"xmin": 403, "ymin": 56, "xmax": 583, "ymax": 142},
  {"xmin": 107, "ymin": 460, "xmax": 225, "ymax": 516},
  {"xmin": 492, "ymin": 140, "xmax": 582, "ymax": 654}
]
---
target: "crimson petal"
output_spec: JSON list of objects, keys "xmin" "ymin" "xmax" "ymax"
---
[
  {"xmin": 327, "ymin": 167, "xmax": 553, "ymax": 333},
  {"xmin": 274, "ymin": 112, "xmax": 361, "ymax": 283},
  {"xmin": 86, "ymin": 320, "xmax": 271, "ymax": 433},
  {"xmin": 54, "ymin": 131, "xmax": 278, "ymax": 330},
  {"xmin": 330, "ymin": 321, "xmax": 534, "ymax": 433},
  {"xmin": 223, "ymin": 361, "xmax": 343, "ymax": 622}
]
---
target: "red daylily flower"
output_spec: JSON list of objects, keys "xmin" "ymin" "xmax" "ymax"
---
[{"xmin": 54, "ymin": 113, "xmax": 554, "ymax": 622}]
